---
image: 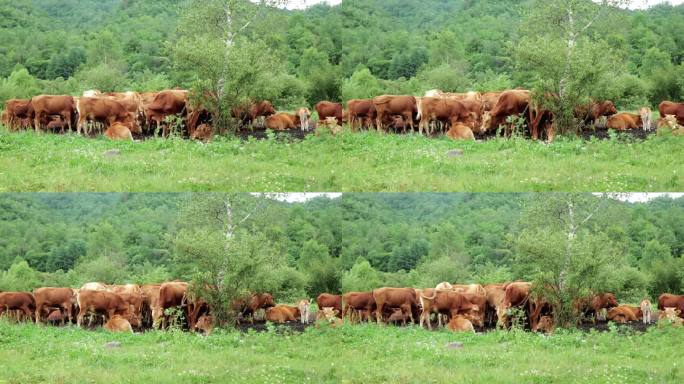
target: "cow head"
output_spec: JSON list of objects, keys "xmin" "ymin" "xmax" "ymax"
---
[
  {"xmin": 480, "ymin": 112, "xmax": 493, "ymax": 132},
  {"xmin": 260, "ymin": 101, "xmax": 276, "ymax": 117},
  {"xmin": 601, "ymin": 101, "xmax": 617, "ymax": 116},
  {"xmin": 259, "ymin": 293, "xmax": 275, "ymax": 309},
  {"xmin": 603, "ymin": 293, "xmax": 618, "ymax": 309},
  {"xmin": 533, "ymin": 315, "xmax": 554, "ymax": 334}
]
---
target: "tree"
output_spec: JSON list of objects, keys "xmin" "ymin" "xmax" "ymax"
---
[
  {"xmin": 173, "ymin": 193, "xmax": 284, "ymax": 325},
  {"xmin": 515, "ymin": 193, "xmax": 622, "ymax": 326},
  {"xmin": 0, "ymin": 258, "xmax": 41, "ymax": 291},
  {"xmin": 516, "ymin": 0, "xmax": 632, "ymax": 134},
  {"xmin": 341, "ymin": 258, "xmax": 382, "ymax": 293},
  {"xmin": 173, "ymin": 0, "xmax": 289, "ymax": 129}
]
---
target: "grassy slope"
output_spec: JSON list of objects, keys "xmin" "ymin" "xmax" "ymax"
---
[
  {"xmin": 0, "ymin": 322, "xmax": 681, "ymax": 383},
  {"xmin": 0, "ymin": 130, "xmax": 681, "ymax": 192}
]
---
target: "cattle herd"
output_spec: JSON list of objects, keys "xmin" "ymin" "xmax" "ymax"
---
[
  {"xmin": 2, "ymin": 89, "xmax": 683, "ymax": 142},
  {"xmin": 1, "ymin": 281, "xmax": 683, "ymax": 335}
]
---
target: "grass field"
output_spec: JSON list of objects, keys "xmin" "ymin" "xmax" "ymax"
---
[
  {"xmin": 0, "ymin": 129, "xmax": 681, "ymax": 192},
  {"xmin": 0, "ymin": 321, "xmax": 681, "ymax": 383}
]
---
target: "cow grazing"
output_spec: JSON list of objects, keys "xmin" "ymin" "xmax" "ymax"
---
[
  {"xmin": 3, "ymin": 99, "xmax": 32, "ymax": 131},
  {"xmin": 297, "ymin": 300, "xmax": 311, "ymax": 324},
  {"xmin": 373, "ymin": 95, "xmax": 417, "ymax": 133},
  {"xmin": 0, "ymin": 292, "xmax": 35, "ymax": 321},
  {"xmin": 497, "ymin": 282, "xmax": 532, "ymax": 328},
  {"xmin": 606, "ymin": 108, "xmax": 652, "ymax": 131},
  {"xmin": 658, "ymin": 101, "xmax": 684, "ymax": 125},
  {"xmin": 46, "ymin": 309, "xmax": 64, "ymax": 325},
  {"xmin": 417, "ymin": 97, "xmax": 475, "ymax": 135},
  {"xmin": 190, "ymin": 123, "xmax": 214, "ymax": 142},
  {"xmin": 658, "ymin": 294, "xmax": 684, "ymax": 319},
  {"xmin": 76, "ymin": 290, "xmax": 132, "ymax": 328},
  {"xmin": 317, "ymin": 293, "xmax": 342, "ymax": 315},
  {"xmin": 374, "ymin": 287, "xmax": 419, "ymax": 325},
  {"xmin": 447, "ymin": 315, "xmax": 475, "ymax": 333},
  {"xmin": 76, "ymin": 97, "xmax": 137, "ymax": 136},
  {"xmin": 387, "ymin": 308, "xmax": 410, "ymax": 326},
  {"xmin": 315, "ymin": 101, "xmax": 344, "ymax": 126},
  {"xmin": 575, "ymin": 100, "xmax": 618, "ymax": 126},
  {"xmin": 481, "ymin": 92, "xmax": 503, "ymax": 112},
  {"xmin": 265, "ymin": 305, "xmax": 300, "ymax": 323},
  {"xmin": 232, "ymin": 101, "xmax": 276, "ymax": 127},
  {"xmin": 31, "ymin": 95, "xmax": 75, "ymax": 133},
  {"xmin": 316, "ymin": 307, "xmax": 343, "ymax": 328},
  {"xmin": 145, "ymin": 90, "xmax": 189, "ymax": 137},
  {"xmin": 657, "ymin": 114, "xmax": 684, "ymax": 136},
  {"xmin": 140, "ymin": 284, "xmax": 161, "ymax": 328},
  {"xmin": 342, "ymin": 292, "xmax": 376, "ymax": 324},
  {"xmin": 153, "ymin": 281, "xmax": 189, "ymax": 329},
  {"xmin": 104, "ymin": 122, "xmax": 134, "ymax": 141},
  {"xmin": 418, "ymin": 289, "xmax": 478, "ymax": 329},
  {"xmin": 104, "ymin": 314, "xmax": 134, "ymax": 333},
  {"xmin": 484, "ymin": 284, "xmax": 507, "ymax": 327},
  {"xmin": 482, "ymin": 90, "xmax": 532, "ymax": 136},
  {"xmin": 641, "ymin": 299, "xmax": 653, "ymax": 324},
  {"xmin": 34, "ymin": 287, "xmax": 77, "ymax": 325},
  {"xmin": 347, "ymin": 99, "xmax": 376, "ymax": 131}
]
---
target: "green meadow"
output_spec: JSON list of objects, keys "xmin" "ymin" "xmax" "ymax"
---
[
  {"xmin": 0, "ymin": 129, "xmax": 681, "ymax": 192},
  {"xmin": 0, "ymin": 321, "xmax": 681, "ymax": 384}
]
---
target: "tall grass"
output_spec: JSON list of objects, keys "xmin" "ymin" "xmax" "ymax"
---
[
  {"xmin": 0, "ymin": 321, "xmax": 681, "ymax": 383},
  {"xmin": 0, "ymin": 129, "xmax": 681, "ymax": 192}
]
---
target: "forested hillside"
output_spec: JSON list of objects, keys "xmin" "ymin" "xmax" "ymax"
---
[
  {"xmin": 1, "ymin": 0, "xmax": 682, "ymax": 110},
  {"xmin": 0, "ymin": 193, "xmax": 682, "ymax": 302}
]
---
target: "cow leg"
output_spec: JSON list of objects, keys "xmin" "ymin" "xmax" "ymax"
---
[
  {"xmin": 76, "ymin": 115, "xmax": 86, "ymax": 136},
  {"xmin": 35, "ymin": 304, "xmax": 42, "ymax": 324},
  {"xmin": 34, "ymin": 114, "xmax": 41, "ymax": 133},
  {"xmin": 376, "ymin": 302, "xmax": 384, "ymax": 325},
  {"xmin": 77, "ymin": 308, "xmax": 85, "ymax": 328}
]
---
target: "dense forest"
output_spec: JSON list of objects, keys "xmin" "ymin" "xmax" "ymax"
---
[
  {"xmin": 0, "ymin": 193, "xmax": 682, "ymax": 303},
  {"xmin": 1, "ymin": 0, "xmax": 683, "ymax": 111}
]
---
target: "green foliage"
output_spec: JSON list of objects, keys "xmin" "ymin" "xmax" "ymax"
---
[
  {"xmin": 0, "ymin": 258, "xmax": 41, "ymax": 291},
  {"xmin": 340, "ymin": 258, "xmax": 382, "ymax": 293}
]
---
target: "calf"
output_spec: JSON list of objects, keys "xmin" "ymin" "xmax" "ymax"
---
[
  {"xmin": 317, "ymin": 293, "xmax": 342, "ymax": 315},
  {"xmin": 104, "ymin": 122, "xmax": 134, "ymax": 141},
  {"xmin": 34, "ymin": 287, "xmax": 77, "ymax": 325},
  {"xmin": 534, "ymin": 315, "xmax": 555, "ymax": 334},
  {"xmin": 265, "ymin": 305, "xmax": 300, "ymax": 323},
  {"xmin": 194, "ymin": 315, "xmax": 214, "ymax": 335},
  {"xmin": 297, "ymin": 299, "xmax": 310, "ymax": 324},
  {"xmin": 104, "ymin": 315, "xmax": 133, "ymax": 333},
  {"xmin": 447, "ymin": 315, "xmax": 475, "ymax": 333},
  {"xmin": 641, "ymin": 299, "xmax": 653, "ymax": 324}
]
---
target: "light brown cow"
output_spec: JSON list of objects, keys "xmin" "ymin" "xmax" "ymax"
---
[
  {"xmin": 533, "ymin": 315, "xmax": 555, "ymax": 334},
  {"xmin": 34, "ymin": 287, "xmax": 77, "ymax": 325},
  {"xmin": 194, "ymin": 314, "xmax": 214, "ymax": 335},
  {"xmin": 265, "ymin": 305, "xmax": 300, "ymax": 323},
  {"xmin": 104, "ymin": 314, "xmax": 133, "ymax": 333},
  {"xmin": 447, "ymin": 315, "xmax": 475, "ymax": 333},
  {"xmin": 498, "ymin": 282, "xmax": 532, "ymax": 328},
  {"xmin": 0, "ymin": 292, "xmax": 35, "ymax": 321},
  {"xmin": 297, "ymin": 299, "xmax": 311, "ymax": 324},
  {"xmin": 484, "ymin": 284, "xmax": 507, "ymax": 327},
  {"xmin": 641, "ymin": 299, "xmax": 653, "ymax": 324},
  {"xmin": 104, "ymin": 122, "xmax": 134, "ymax": 141},
  {"xmin": 31, "ymin": 95, "xmax": 75, "ymax": 133},
  {"xmin": 266, "ymin": 113, "xmax": 299, "ymax": 130},
  {"xmin": 607, "ymin": 306, "xmax": 639, "ymax": 324},
  {"xmin": 373, "ymin": 95, "xmax": 417, "ymax": 133},
  {"xmin": 606, "ymin": 108, "xmax": 652, "ymax": 131},
  {"xmin": 140, "ymin": 284, "xmax": 161, "ymax": 328},
  {"xmin": 657, "ymin": 115, "xmax": 684, "ymax": 136},
  {"xmin": 417, "ymin": 97, "xmax": 475, "ymax": 135}
]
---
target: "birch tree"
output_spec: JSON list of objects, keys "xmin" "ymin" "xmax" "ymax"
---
[
  {"xmin": 173, "ymin": 0, "xmax": 289, "ymax": 128},
  {"xmin": 515, "ymin": 193, "xmax": 623, "ymax": 326},
  {"xmin": 516, "ymin": 0, "xmax": 631, "ymax": 134}
]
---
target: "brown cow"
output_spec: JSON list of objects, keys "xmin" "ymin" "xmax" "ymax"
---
[
  {"xmin": 482, "ymin": 90, "xmax": 532, "ymax": 136},
  {"xmin": 104, "ymin": 314, "xmax": 134, "ymax": 333},
  {"xmin": 145, "ymin": 90, "xmax": 189, "ymax": 137},
  {"xmin": 575, "ymin": 100, "xmax": 618, "ymax": 125},
  {"xmin": 373, "ymin": 95, "xmax": 417, "ymax": 133},
  {"xmin": 76, "ymin": 290, "xmax": 132, "ymax": 328},
  {"xmin": 387, "ymin": 308, "xmax": 411, "ymax": 326},
  {"xmin": 658, "ymin": 294, "xmax": 684, "ymax": 318},
  {"xmin": 606, "ymin": 108, "xmax": 652, "ymax": 131},
  {"xmin": 232, "ymin": 101, "xmax": 276, "ymax": 127},
  {"xmin": 190, "ymin": 123, "xmax": 214, "ymax": 141},
  {"xmin": 447, "ymin": 315, "xmax": 475, "ymax": 333},
  {"xmin": 317, "ymin": 293, "xmax": 342, "ymax": 315},
  {"xmin": 659, "ymin": 101, "xmax": 684, "ymax": 125},
  {"xmin": 233, "ymin": 293, "xmax": 276, "ymax": 323},
  {"xmin": 482, "ymin": 92, "xmax": 503, "ymax": 112},
  {"xmin": 315, "ymin": 101, "xmax": 344, "ymax": 126},
  {"xmin": 459, "ymin": 291, "xmax": 487, "ymax": 328},
  {"xmin": 194, "ymin": 314, "xmax": 214, "ymax": 335},
  {"xmin": 418, "ymin": 97, "xmax": 474, "ymax": 135},
  {"xmin": 342, "ymin": 292, "xmax": 376, "ymax": 323},
  {"xmin": 3, "ymin": 99, "xmax": 32, "ymax": 131},
  {"xmin": 31, "ymin": 95, "xmax": 75, "ymax": 133},
  {"xmin": 266, "ymin": 113, "xmax": 299, "ymax": 130},
  {"xmin": 153, "ymin": 281, "xmax": 189, "ymax": 329},
  {"xmin": 641, "ymin": 299, "xmax": 653, "ymax": 324},
  {"xmin": 373, "ymin": 287, "xmax": 419, "ymax": 325},
  {"xmin": 0, "ymin": 292, "xmax": 35, "ymax": 321},
  {"xmin": 418, "ymin": 289, "xmax": 478, "ymax": 330},
  {"xmin": 574, "ymin": 293, "xmax": 619, "ymax": 322},
  {"xmin": 34, "ymin": 287, "xmax": 76, "ymax": 325},
  {"xmin": 347, "ymin": 99, "xmax": 376, "ymax": 131},
  {"xmin": 140, "ymin": 284, "xmax": 161, "ymax": 328},
  {"xmin": 76, "ymin": 97, "xmax": 137, "ymax": 135},
  {"xmin": 498, "ymin": 282, "xmax": 532, "ymax": 328},
  {"xmin": 265, "ymin": 305, "xmax": 300, "ymax": 323},
  {"xmin": 607, "ymin": 306, "xmax": 639, "ymax": 324},
  {"xmin": 533, "ymin": 315, "xmax": 555, "ymax": 334}
]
